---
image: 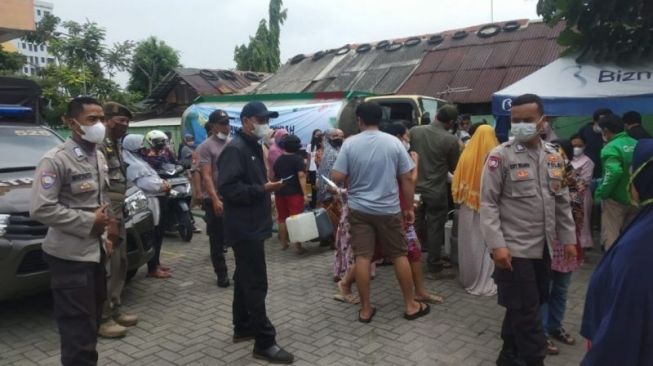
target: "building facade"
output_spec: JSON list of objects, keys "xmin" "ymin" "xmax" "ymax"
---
[{"xmin": 8, "ymin": 0, "xmax": 55, "ymax": 76}]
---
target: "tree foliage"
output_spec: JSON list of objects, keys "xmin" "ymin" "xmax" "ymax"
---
[
  {"xmin": 128, "ymin": 36, "xmax": 181, "ymax": 98},
  {"xmin": 537, "ymin": 0, "xmax": 653, "ymax": 62},
  {"xmin": 0, "ymin": 44, "xmax": 24, "ymax": 75},
  {"xmin": 234, "ymin": 0, "xmax": 287, "ymax": 72},
  {"xmin": 22, "ymin": 15, "xmax": 139, "ymax": 125}
]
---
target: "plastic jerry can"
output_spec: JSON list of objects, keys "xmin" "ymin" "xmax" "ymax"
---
[
  {"xmin": 286, "ymin": 212, "xmax": 319, "ymax": 243},
  {"xmin": 314, "ymin": 208, "xmax": 333, "ymax": 239}
]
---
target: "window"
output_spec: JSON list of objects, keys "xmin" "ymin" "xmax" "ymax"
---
[
  {"xmin": 40, "ymin": 45, "xmax": 44, "ymax": 52},
  {"xmin": 23, "ymin": 67, "xmax": 28, "ymax": 73},
  {"xmin": 30, "ymin": 68, "xmax": 35, "ymax": 75},
  {"xmin": 47, "ymin": 58, "xmax": 55, "ymax": 64},
  {"xmin": 37, "ymin": 9, "xmax": 41, "ymax": 16},
  {"xmin": 41, "ymin": 57, "xmax": 45, "ymax": 63},
  {"xmin": 28, "ymin": 44, "xmax": 32, "ymax": 51},
  {"xmin": 44, "ymin": 11, "xmax": 50, "ymax": 16},
  {"xmin": 29, "ymin": 56, "xmax": 33, "ymax": 63},
  {"xmin": 21, "ymin": 43, "xmax": 26, "ymax": 49}
]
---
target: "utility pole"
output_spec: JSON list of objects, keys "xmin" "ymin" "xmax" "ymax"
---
[{"xmin": 491, "ymin": 0, "xmax": 494, "ymax": 23}]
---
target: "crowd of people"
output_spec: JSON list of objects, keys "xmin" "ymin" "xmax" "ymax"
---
[{"xmin": 29, "ymin": 93, "xmax": 653, "ymax": 366}]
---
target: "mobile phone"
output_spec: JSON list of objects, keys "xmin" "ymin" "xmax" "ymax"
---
[{"xmin": 281, "ymin": 175, "xmax": 295, "ymax": 182}]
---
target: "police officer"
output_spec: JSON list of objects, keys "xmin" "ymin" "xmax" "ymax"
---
[
  {"xmin": 97, "ymin": 102, "xmax": 139, "ymax": 338},
  {"xmin": 480, "ymin": 94, "xmax": 577, "ymax": 366},
  {"xmin": 30, "ymin": 96, "xmax": 117, "ymax": 366}
]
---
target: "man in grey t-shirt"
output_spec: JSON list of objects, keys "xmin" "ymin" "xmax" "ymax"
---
[
  {"xmin": 197, "ymin": 109, "xmax": 232, "ymax": 288},
  {"xmin": 332, "ymin": 102, "xmax": 431, "ymax": 323}
]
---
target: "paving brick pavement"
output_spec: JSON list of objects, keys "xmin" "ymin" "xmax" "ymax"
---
[{"xmin": 0, "ymin": 221, "xmax": 599, "ymax": 365}]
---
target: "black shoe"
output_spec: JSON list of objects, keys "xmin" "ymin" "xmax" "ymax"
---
[
  {"xmin": 253, "ymin": 344, "xmax": 294, "ymax": 364},
  {"xmin": 217, "ymin": 278, "xmax": 230, "ymax": 288},
  {"xmin": 496, "ymin": 350, "xmax": 527, "ymax": 366}
]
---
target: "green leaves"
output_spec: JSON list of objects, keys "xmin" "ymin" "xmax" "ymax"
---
[
  {"xmin": 537, "ymin": 0, "xmax": 652, "ymax": 62},
  {"xmin": 234, "ymin": 0, "xmax": 287, "ymax": 73},
  {"xmin": 127, "ymin": 36, "xmax": 181, "ymax": 97}
]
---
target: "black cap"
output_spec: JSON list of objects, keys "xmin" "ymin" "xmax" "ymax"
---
[
  {"xmin": 240, "ymin": 101, "xmax": 279, "ymax": 120},
  {"xmin": 208, "ymin": 109, "xmax": 230, "ymax": 125}
]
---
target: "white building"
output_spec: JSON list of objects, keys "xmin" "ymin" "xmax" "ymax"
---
[{"xmin": 9, "ymin": 0, "xmax": 56, "ymax": 76}]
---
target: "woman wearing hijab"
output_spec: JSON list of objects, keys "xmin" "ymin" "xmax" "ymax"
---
[
  {"xmin": 267, "ymin": 128, "xmax": 289, "ymax": 179},
  {"xmin": 580, "ymin": 139, "xmax": 653, "ymax": 366},
  {"xmin": 123, "ymin": 134, "xmax": 172, "ymax": 279},
  {"xmin": 452, "ymin": 124, "xmax": 498, "ymax": 296},
  {"xmin": 570, "ymin": 134, "xmax": 595, "ymax": 249}
]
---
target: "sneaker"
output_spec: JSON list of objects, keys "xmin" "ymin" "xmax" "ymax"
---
[
  {"xmin": 98, "ymin": 319, "xmax": 128, "ymax": 338},
  {"xmin": 546, "ymin": 339, "xmax": 560, "ymax": 355},
  {"xmin": 114, "ymin": 312, "xmax": 138, "ymax": 327},
  {"xmin": 253, "ymin": 344, "xmax": 294, "ymax": 364}
]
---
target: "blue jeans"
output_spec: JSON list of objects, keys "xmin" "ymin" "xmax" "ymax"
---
[{"xmin": 540, "ymin": 270, "xmax": 572, "ymax": 335}]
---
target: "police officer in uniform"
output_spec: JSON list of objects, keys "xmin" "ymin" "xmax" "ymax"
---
[
  {"xmin": 30, "ymin": 97, "xmax": 117, "ymax": 366},
  {"xmin": 480, "ymin": 94, "xmax": 577, "ymax": 366},
  {"xmin": 97, "ymin": 102, "xmax": 139, "ymax": 338}
]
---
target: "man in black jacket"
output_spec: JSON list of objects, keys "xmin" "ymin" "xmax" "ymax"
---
[
  {"xmin": 577, "ymin": 108, "xmax": 613, "ymax": 180},
  {"xmin": 623, "ymin": 111, "xmax": 652, "ymax": 140},
  {"xmin": 217, "ymin": 101, "xmax": 293, "ymax": 364}
]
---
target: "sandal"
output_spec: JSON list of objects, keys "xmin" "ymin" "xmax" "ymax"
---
[
  {"xmin": 415, "ymin": 294, "xmax": 444, "ymax": 305},
  {"xmin": 358, "ymin": 307, "xmax": 376, "ymax": 323},
  {"xmin": 550, "ymin": 328, "xmax": 576, "ymax": 345},
  {"xmin": 404, "ymin": 302, "xmax": 430, "ymax": 320},
  {"xmin": 147, "ymin": 269, "xmax": 172, "ymax": 279},
  {"xmin": 333, "ymin": 293, "xmax": 360, "ymax": 304}
]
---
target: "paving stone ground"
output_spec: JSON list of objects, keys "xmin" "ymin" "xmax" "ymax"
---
[{"xmin": 0, "ymin": 220, "xmax": 597, "ymax": 366}]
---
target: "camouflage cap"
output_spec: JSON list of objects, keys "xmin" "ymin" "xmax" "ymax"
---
[{"xmin": 104, "ymin": 102, "xmax": 133, "ymax": 119}]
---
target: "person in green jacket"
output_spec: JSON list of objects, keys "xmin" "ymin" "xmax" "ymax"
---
[{"xmin": 594, "ymin": 114, "xmax": 639, "ymax": 250}]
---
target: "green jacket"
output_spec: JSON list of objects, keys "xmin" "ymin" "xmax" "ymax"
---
[{"xmin": 594, "ymin": 132, "xmax": 637, "ymax": 205}]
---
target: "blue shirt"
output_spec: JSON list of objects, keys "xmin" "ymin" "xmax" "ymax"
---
[{"xmin": 332, "ymin": 130, "xmax": 414, "ymax": 215}]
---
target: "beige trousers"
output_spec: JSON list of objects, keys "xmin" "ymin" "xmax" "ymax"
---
[{"xmin": 601, "ymin": 199, "xmax": 639, "ymax": 250}]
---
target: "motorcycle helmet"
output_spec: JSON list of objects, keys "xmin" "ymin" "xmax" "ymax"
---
[{"xmin": 145, "ymin": 130, "xmax": 168, "ymax": 149}]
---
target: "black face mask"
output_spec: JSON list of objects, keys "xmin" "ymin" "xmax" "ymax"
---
[{"xmin": 330, "ymin": 138, "xmax": 343, "ymax": 148}]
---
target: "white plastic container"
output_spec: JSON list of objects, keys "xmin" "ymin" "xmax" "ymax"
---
[{"xmin": 286, "ymin": 212, "xmax": 319, "ymax": 243}]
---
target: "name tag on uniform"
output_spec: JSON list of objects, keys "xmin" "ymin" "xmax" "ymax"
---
[{"xmin": 72, "ymin": 173, "xmax": 92, "ymax": 182}]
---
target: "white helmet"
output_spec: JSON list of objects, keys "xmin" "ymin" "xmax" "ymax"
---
[{"xmin": 144, "ymin": 130, "xmax": 168, "ymax": 149}]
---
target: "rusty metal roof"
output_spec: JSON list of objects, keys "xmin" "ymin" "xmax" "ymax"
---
[
  {"xmin": 147, "ymin": 68, "xmax": 271, "ymax": 102},
  {"xmin": 256, "ymin": 19, "xmax": 564, "ymax": 104},
  {"xmin": 399, "ymin": 20, "xmax": 565, "ymax": 103}
]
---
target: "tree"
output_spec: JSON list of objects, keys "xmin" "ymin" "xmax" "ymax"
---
[
  {"xmin": 22, "ymin": 15, "xmax": 137, "ymax": 125},
  {"xmin": 128, "ymin": 36, "xmax": 181, "ymax": 98},
  {"xmin": 0, "ymin": 44, "xmax": 24, "ymax": 75},
  {"xmin": 537, "ymin": 0, "xmax": 653, "ymax": 62},
  {"xmin": 234, "ymin": 0, "xmax": 287, "ymax": 72}
]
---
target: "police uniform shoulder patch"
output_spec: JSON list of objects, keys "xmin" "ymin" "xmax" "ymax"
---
[
  {"xmin": 40, "ymin": 171, "xmax": 57, "ymax": 189},
  {"xmin": 487, "ymin": 155, "xmax": 501, "ymax": 171}
]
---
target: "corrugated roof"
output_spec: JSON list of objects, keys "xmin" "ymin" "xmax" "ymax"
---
[
  {"xmin": 256, "ymin": 19, "xmax": 564, "ymax": 105},
  {"xmin": 147, "ymin": 68, "xmax": 271, "ymax": 102},
  {"xmin": 399, "ymin": 20, "xmax": 565, "ymax": 103}
]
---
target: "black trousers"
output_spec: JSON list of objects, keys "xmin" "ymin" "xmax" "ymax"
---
[
  {"xmin": 44, "ymin": 253, "xmax": 106, "ymax": 366},
  {"xmin": 308, "ymin": 171, "xmax": 317, "ymax": 209},
  {"xmin": 203, "ymin": 198, "xmax": 228, "ymax": 280},
  {"xmin": 494, "ymin": 250, "xmax": 551, "ymax": 365},
  {"xmin": 232, "ymin": 239, "xmax": 276, "ymax": 349},
  {"xmin": 415, "ymin": 197, "xmax": 448, "ymax": 273},
  {"xmin": 148, "ymin": 196, "xmax": 168, "ymax": 272}
]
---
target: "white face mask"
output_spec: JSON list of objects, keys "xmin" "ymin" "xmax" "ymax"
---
[
  {"xmin": 573, "ymin": 147, "xmax": 584, "ymax": 157},
  {"xmin": 217, "ymin": 132, "xmax": 229, "ymax": 140},
  {"xmin": 253, "ymin": 123, "xmax": 271, "ymax": 140},
  {"xmin": 402, "ymin": 140, "xmax": 410, "ymax": 151},
  {"xmin": 511, "ymin": 120, "xmax": 540, "ymax": 143},
  {"xmin": 75, "ymin": 120, "xmax": 106, "ymax": 144}
]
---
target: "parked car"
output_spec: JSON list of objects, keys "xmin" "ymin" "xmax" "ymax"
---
[{"xmin": 0, "ymin": 91, "xmax": 154, "ymax": 301}]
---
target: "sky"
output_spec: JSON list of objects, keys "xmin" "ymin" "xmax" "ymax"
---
[{"xmin": 50, "ymin": 0, "xmax": 540, "ymax": 86}]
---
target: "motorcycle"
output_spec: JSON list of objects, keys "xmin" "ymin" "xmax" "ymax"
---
[{"xmin": 157, "ymin": 163, "xmax": 194, "ymax": 242}]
